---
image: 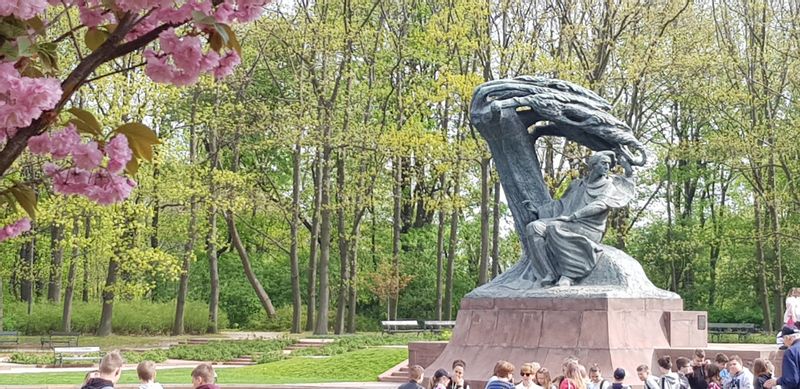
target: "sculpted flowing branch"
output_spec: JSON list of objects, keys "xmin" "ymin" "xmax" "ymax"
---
[{"xmin": 470, "ymin": 76, "xmax": 645, "ymax": 288}]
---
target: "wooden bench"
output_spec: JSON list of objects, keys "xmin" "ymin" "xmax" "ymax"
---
[
  {"xmin": 709, "ymin": 323, "xmax": 759, "ymax": 341},
  {"xmin": 423, "ymin": 320, "xmax": 456, "ymax": 333},
  {"xmin": 41, "ymin": 331, "xmax": 80, "ymax": 349},
  {"xmin": 0, "ymin": 331, "xmax": 19, "ymax": 347},
  {"xmin": 53, "ymin": 346, "xmax": 102, "ymax": 367},
  {"xmin": 381, "ymin": 320, "xmax": 422, "ymax": 334}
]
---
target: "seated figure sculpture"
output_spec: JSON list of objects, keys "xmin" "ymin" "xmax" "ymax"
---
[{"xmin": 522, "ymin": 151, "xmax": 634, "ymax": 287}]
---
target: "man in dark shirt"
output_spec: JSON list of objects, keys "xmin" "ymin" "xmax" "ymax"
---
[
  {"xmin": 765, "ymin": 327, "xmax": 800, "ymax": 389},
  {"xmin": 399, "ymin": 365, "xmax": 426, "ymax": 389}
]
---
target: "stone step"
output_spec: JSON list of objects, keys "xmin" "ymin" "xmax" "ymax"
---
[{"xmin": 378, "ymin": 359, "xmax": 410, "ymax": 383}]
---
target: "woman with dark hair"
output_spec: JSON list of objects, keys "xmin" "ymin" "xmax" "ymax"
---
[
  {"xmin": 752, "ymin": 359, "xmax": 773, "ymax": 389},
  {"xmin": 706, "ymin": 364, "xmax": 722, "ymax": 389},
  {"xmin": 450, "ymin": 361, "xmax": 470, "ymax": 389}
]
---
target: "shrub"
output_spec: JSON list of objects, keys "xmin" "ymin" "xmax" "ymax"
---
[
  {"xmin": 291, "ymin": 333, "xmax": 448, "ymax": 357},
  {"xmin": 166, "ymin": 338, "xmax": 295, "ymax": 362},
  {"xmin": 9, "ymin": 352, "xmax": 53, "ymax": 365},
  {"xmin": 123, "ymin": 349, "xmax": 169, "ymax": 364},
  {"xmin": 2, "ymin": 300, "xmax": 228, "ymax": 335}
]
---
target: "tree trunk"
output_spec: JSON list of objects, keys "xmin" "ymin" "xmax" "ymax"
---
[
  {"xmin": 491, "ymin": 177, "xmax": 501, "ymax": 278},
  {"xmin": 477, "ymin": 157, "xmax": 490, "ymax": 286},
  {"xmin": 754, "ymin": 195, "xmax": 772, "ymax": 331},
  {"xmin": 435, "ymin": 174, "xmax": 446, "ymax": 320},
  {"xmin": 81, "ymin": 215, "xmax": 90, "ymax": 303},
  {"xmin": 0, "ymin": 276, "xmax": 4, "ymax": 331},
  {"xmin": 389, "ymin": 157, "xmax": 402, "ymax": 320},
  {"xmin": 314, "ymin": 140, "xmax": 332, "ymax": 335},
  {"xmin": 306, "ymin": 152, "xmax": 322, "ymax": 332},
  {"xmin": 346, "ymin": 227, "xmax": 360, "ymax": 333},
  {"xmin": 20, "ymin": 230, "xmax": 35, "ymax": 315},
  {"xmin": 290, "ymin": 142, "xmax": 302, "ymax": 333},
  {"xmin": 207, "ymin": 204, "xmax": 219, "ymax": 333},
  {"xmin": 172, "ymin": 193, "xmax": 197, "ymax": 336},
  {"xmin": 444, "ymin": 169, "xmax": 460, "ymax": 321},
  {"xmin": 97, "ymin": 257, "xmax": 119, "ymax": 336},
  {"xmin": 62, "ymin": 217, "xmax": 80, "ymax": 332},
  {"xmin": 48, "ymin": 223, "xmax": 64, "ymax": 302},
  {"xmin": 334, "ymin": 154, "xmax": 348, "ymax": 335},
  {"xmin": 226, "ymin": 211, "xmax": 277, "ymax": 318},
  {"xmin": 207, "ymin": 125, "xmax": 220, "ymax": 334}
]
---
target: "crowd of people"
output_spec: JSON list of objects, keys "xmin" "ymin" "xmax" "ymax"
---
[
  {"xmin": 80, "ymin": 350, "xmax": 219, "ymax": 389},
  {"xmin": 401, "ymin": 326, "xmax": 800, "ymax": 389}
]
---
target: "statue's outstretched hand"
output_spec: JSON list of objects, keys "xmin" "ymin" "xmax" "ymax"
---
[{"xmin": 522, "ymin": 200, "xmax": 539, "ymax": 216}]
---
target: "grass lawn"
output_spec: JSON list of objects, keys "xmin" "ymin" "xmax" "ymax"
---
[{"xmin": 0, "ymin": 347, "xmax": 407, "ymax": 386}]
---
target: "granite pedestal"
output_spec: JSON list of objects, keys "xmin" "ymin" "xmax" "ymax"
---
[{"xmin": 424, "ymin": 295, "xmax": 707, "ymax": 388}]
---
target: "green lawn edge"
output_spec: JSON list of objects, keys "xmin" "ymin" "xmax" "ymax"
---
[{"xmin": 0, "ymin": 347, "xmax": 407, "ymax": 386}]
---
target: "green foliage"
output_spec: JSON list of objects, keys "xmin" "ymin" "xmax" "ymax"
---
[
  {"xmin": 292, "ymin": 333, "xmax": 449, "ymax": 357},
  {"xmin": 9, "ymin": 352, "xmax": 53, "ymax": 365},
  {"xmin": 2, "ymin": 301, "xmax": 226, "ymax": 335},
  {"xmin": 122, "ymin": 350, "xmax": 169, "ymax": 364},
  {"xmin": 166, "ymin": 338, "xmax": 294, "ymax": 362}
]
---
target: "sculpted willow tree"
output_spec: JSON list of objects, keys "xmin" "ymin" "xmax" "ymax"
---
[{"xmin": 0, "ymin": 0, "xmax": 268, "ymax": 242}]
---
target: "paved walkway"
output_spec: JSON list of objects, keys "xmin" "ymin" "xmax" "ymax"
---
[{"xmin": 0, "ymin": 359, "xmax": 248, "ymax": 374}]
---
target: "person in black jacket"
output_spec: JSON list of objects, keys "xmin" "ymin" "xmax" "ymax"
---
[
  {"xmin": 81, "ymin": 351, "xmax": 123, "ymax": 389},
  {"xmin": 399, "ymin": 365, "xmax": 426, "ymax": 389},
  {"xmin": 689, "ymin": 350, "xmax": 710, "ymax": 389}
]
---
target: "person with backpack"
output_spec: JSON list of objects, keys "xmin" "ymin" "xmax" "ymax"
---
[
  {"xmin": 638, "ymin": 364, "xmax": 660, "ymax": 389},
  {"xmin": 81, "ymin": 351, "xmax": 123, "ymax": 389},
  {"xmin": 588, "ymin": 365, "xmax": 612, "ymax": 389},
  {"xmin": 657, "ymin": 356, "xmax": 681, "ymax": 389}
]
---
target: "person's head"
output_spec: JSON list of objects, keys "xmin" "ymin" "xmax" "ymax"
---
[
  {"xmin": 782, "ymin": 326, "xmax": 800, "ymax": 346},
  {"xmin": 636, "ymin": 364, "xmax": 650, "ymax": 381},
  {"xmin": 409, "ymin": 365, "xmax": 425, "ymax": 383},
  {"xmin": 587, "ymin": 151, "xmax": 614, "ymax": 180},
  {"xmin": 494, "ymin": 360, "xmax": 515, "ymax": 382},
  {"xmin": 706, "ymin": 364, "xmax": 721, "ymax": 383},
  {"xmin": 98, "ymin": 351, "xmax": 124, "ymax": 383},
  {"xmin": 431, "ymin": 368, "xmax": 450, "ymax": 389},
  {"xmin": 589, "ymin": 364, "xmax": 602, "ymax": 383},
  {"xmin": 521, "ymin": 363, "xmax": 537, "ymax": 383},
  {"xmin": 693, "ymin": 350, "xmax": 706, "ymax": 366},
  {"xmin": 452, "ymin": 361, "xmax": 465, "ymax": 383},
  {"xmin": 564, "ymin": 362, "xmax": 586, "ymax": 389},
  {"xmin": 726, "ymin": 355, "xmax": 743, "ymax": 375},
  {"xmin": 536, "ymin": 367, "xmax": 552, "ymax": 388},
  {"xmin": 753, "ymin": 359, "xmax": 769, "ymax": 377},
  {"xmin": 191, "ymin": 363, "xmax": 216, "ymax": 388},
  {"xmin": 676, "ymin": 357, "xmax": 692, "ymax": 375},
  {"xmin": 657, "ymin": 356, "xmax": 673, "ymax": 374},
  {"xmin": 137, "ymin": 360, "xmax": 157, "ymax": 383},
  {"xmin": 562, "ymin": 356, "xmax": 579, "ymax": 373},
  {"xmin": 83, "ymin": 370, "xmax": 100, "ymax": 384},
  {"xmin": 715, "ymin": 353, "xmax": 729, "ymax": 369},
  {"xmin": 613, "ymin": 368, "xmax": 626, "ymax": 383},
  {"xmin": 765, "ymin": 360, "xmax": 775, "ymax": 375}
]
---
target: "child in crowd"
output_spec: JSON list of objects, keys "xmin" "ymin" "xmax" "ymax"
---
[
  {"xmin": 561, "ymin": 361, "xmax": 586, "ymax": 389},
  {"xmin": 637, "ymin": 364, "xmax": 660, "ymax": 389},
  {"xmin": 536, "ymin": 367, "xmax": 557, "ymax": 389},
  {"xmin": 191, "ymin": 363, "xmax": 220, "ymax": 389},
  {"xmin": 450, "ymin": 360, "xmax": 471, "ymax": 389},
  {"xmin": 706, "ymin": 364, "xmax": 723, "ymax": 389},
  {"xmin": 588, "ymin": 364, "xmax": 612, "ymax": 389},
  {"xmin": 657, "ymin": 355, "xmax": 681, "ymax": 389},
  {"xmin": 753, "ymin": 358, "xmax": 773, "ymax": 389},
  {"xmin": 517, "ymin": 363, "xmax": 542, "ymax": 389},
  {"xmin": 611, "ymin": 368, "xmax": 631, "ymax": 389},
  {"xmin": 137, "ymin": 360, "xmax": 163, "ymax": 389},
  {"xmin": 430, "ymin": 369, "xmax": 451, "ymax": 389},
  {"xmin": 676, "ymin": 357, "xmax": 692, "ymax": 389},
  {"xmin": 715, "ymin": 354, "xmax": 731, "ymax": 387}
]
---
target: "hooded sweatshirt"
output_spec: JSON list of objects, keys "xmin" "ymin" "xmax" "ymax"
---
[
  {"xmin": 725, "ymin": 368, "xmax": 754, "ymax": 389},
  {"xmin": 81, "ymin": 378, "xmax": 114, "ymax": 389},
  {"xmin": 660, "ymin": 372, "xmax": 681, "ymax": 389},
  {"xmin": 195, "ymin": 384, "xmax": 221, "ymax": 389}
]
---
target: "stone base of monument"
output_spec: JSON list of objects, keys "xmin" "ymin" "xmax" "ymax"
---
[{"xmin": 423, "ymin": 295, "xmax": 707, "ymax": 388}]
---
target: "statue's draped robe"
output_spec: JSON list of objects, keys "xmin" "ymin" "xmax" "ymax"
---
[{"xmin": 532, "ymin": 175, "xmax": 634, "ymax": 280}]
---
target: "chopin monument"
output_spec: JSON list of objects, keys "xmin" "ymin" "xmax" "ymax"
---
[{"xmin": 423, "ymin": 77, "xmax": 707, "ymax": 385}]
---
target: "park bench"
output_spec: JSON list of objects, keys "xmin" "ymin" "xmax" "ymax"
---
[
  {"xmin": 423, "ymin": 320, "xmax": 456, "ymax": 333},
  {"xmin": 53, "ymin": 346, "xmax": 102, "ymax": 367},
  {"xmin": 0, "ymin": 331, "xmax": 19, "ymax": 347},
  {"xmin": 382, "ymin": 320, "xmax": 423, "ymax": 334},
  {"xmin": 708, "ymin": 323, "xmax": 760, "ymax": 341},
  {"xmin": 41, "ymin": 331, "xmax": 80, "ymax": 349}
]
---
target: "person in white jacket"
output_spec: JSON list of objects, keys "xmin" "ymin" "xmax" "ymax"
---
[
  {"xmin": 724, "ymin": 356, "xmax": 754, "ymax": 389},
  {"xmin": 785, "ymin": 289, "xmax": 800, "ymax": 327}
]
